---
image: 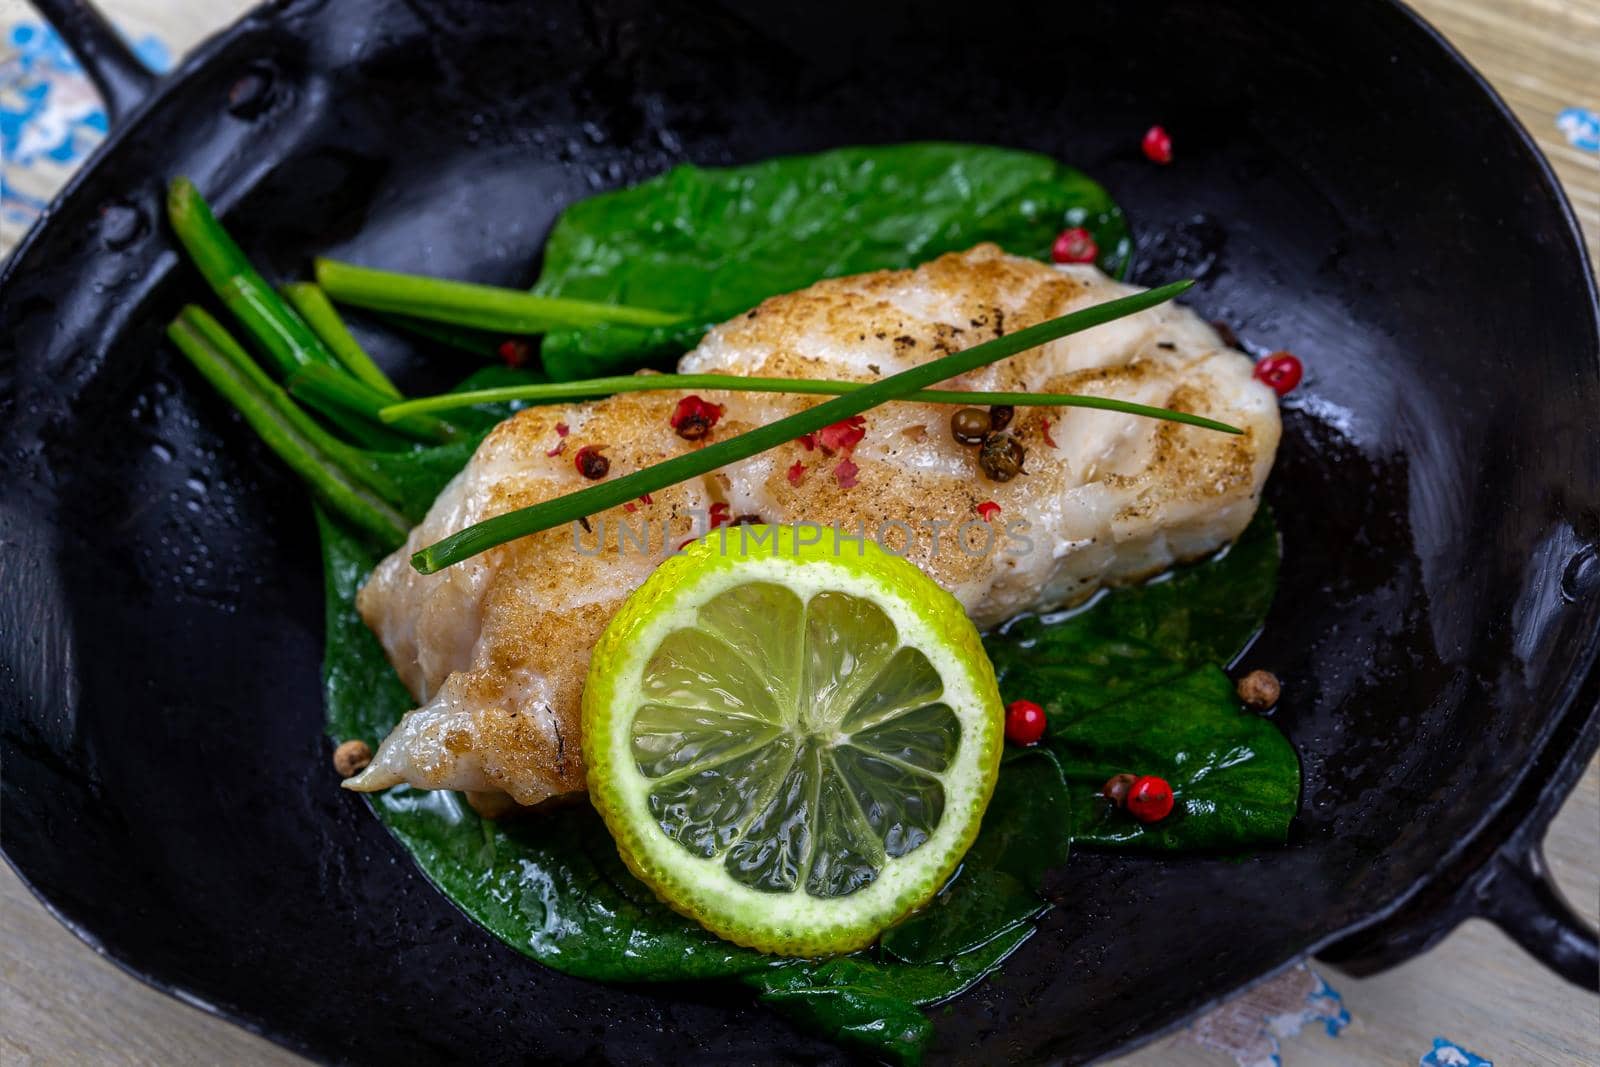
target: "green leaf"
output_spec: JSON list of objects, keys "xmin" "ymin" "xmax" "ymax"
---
[
  {"xmin": 880, "ymin": 747, "xmax": 1069, "ymax": 964},
  {"xmin": 983, "ymin": 507, "xmax": 1296, "ymax": 853},
  {"xmin": 532, "ymin": 143, "xmax": 1131, "ymax": 378},
  {"xmin": 452, "ymin": 364, "xmax": 549, "ymax": 393},
  {"xmin": 1050, "ymin": 666, "xmax": 1300, "ymax": 850},
  {"xmin": 750, "ymin": 923, "xmax": 1034, "ymax": 1067},
  {"xmin": 318, "ymin": 506, "xmax": 417, "ymax": 745},
  {"xmin": 437, "ymin": 364, "xmax": 551, "ymax": 429},
  {"xmin": 984, "ymin": 506, "xmax": 1279, "ymax": 722},
  {"xmin": 380, "ymin": 791, "xmax": 770, "ymax": 981},
  {"xmin": 753, "ymin": 982, "xmax": 931, "ymax": 1067},
  {"xmin": 362, "ymin": 439, "xmax": 486, "ymax": 523}
]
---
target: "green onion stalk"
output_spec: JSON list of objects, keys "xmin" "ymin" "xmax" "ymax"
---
[
  {"xmin": 288, "ymin": 363, "xmax": 459, "ymax": 445},
  {"xmin": 167, "ymin": 178, "xmax": 345, "ymax": 379},
  {"xmin": 314, "ymin": 257, "xmax": 690, "ymax": 335},
  {"xmin": 167, "ymin": 177, "xmax": 447, "ymax": 446},
  {"xmin": 280, "ymin": 282, "xmax": 403, "ymax": 399},
  {"xmin": 167, "ymin": 305, "xmax": 410, "ymax": 547}
]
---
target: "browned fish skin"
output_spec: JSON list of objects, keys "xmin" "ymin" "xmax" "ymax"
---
[
  {"xmin": 346, "ymin": 245, "xmax": 1281, "ymax": 806},
  {"xmin": 350, "ymin": 390, "xmax": 711, "ymax": 802}
]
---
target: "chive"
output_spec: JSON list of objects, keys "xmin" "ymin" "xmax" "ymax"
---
[
  {"xmin": 167, "ymin": 306, "xmax": 410, "ymax": 547},
  {"xmin": 411, "ymin": 280, "xmax": 1193, "ymax": 573},
  {"xmin": 296, "ymin": 388, "xmax": 418, "ymax": 452},
  {"xmin": 178, "ymin": 306, "xmax": 413, "ymax": 509},
  {"xmin": 281, "ymin": 282, "xmax": 403, "ymax": 399},
  {"xmin": 181, "ymin": 306, "xmax": 387, "ymax": 483},
  {"xmin": 374, "ymin": 310, "xmax": 505, "ymax": 358},
  {"xmin": 379, "ymin": 374, "xmax": 1243, "ymax": 436},
  {"xmin": 166, "ymin": 178, "xmax": 343, "ymax": 378},
  {"xmin": 165, "ymin": 180, "xmax": 417, "ymax": 450},
  {"xmin": 288, "ymin": 363, "xmax": 460, "ymax": 445},
  {"xmin": 314, "ymin": 257, "xmax": 690, "ymax": 334}
]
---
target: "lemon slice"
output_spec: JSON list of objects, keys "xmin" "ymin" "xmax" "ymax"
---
[{"xmin": 583, "ymin": 524, "xmax": 1003, "ymax": 956}]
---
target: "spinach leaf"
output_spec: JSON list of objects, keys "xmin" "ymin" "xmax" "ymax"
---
[
  {"xmin": 983, "ymin": 508, "xmax": 1294, "ymax": 852},
  {"xmin": 319, "ymin": 506, "xmax": 418, "ymax": 746},
  {"xmin": 532, "ymin": 143, "xmax": 1131, "ymax": 379},
  {"xmin": 363, "ymin": 438, "xmax": 485, "ymax": 523},
  {"xmin": 750, "ymin": 923, "xmax": 1034, "ymax": 1067},
  {"xmin": 379, "ymin": 791, "xmax": 770, "ymax": 981},
  {"xmin": 1051, "ymin": 666, "xmax": 1300, "ymax": 850},
  {"xmin": 880, "ymin": 747, "xmax": 1069, "ymax": 965},
  {"xmin": 984, "ymin": 506, "xmax": 1279, "ymax": 722}
]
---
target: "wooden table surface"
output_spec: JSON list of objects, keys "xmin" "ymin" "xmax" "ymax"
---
[{"xmin": 2, "ymin": 0, "xmax": 1596, "ymax": 1063}]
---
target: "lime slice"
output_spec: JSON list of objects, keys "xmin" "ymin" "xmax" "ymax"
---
[{"xmin": 583, "ymin": 524, "xmax": 1003, "ymax": 956}]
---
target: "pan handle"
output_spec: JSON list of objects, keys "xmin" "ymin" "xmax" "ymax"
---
[
  {"xmin": 1475, "ymin": 842, "xmax": 1599, "ymax": 990},
  {"xmin": 28, "ymin": 0, "xmax": 158, "ymax": 124}
]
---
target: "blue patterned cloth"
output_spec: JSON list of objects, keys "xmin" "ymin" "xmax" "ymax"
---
[
  {"xmin": 1420, "ymin": 1036, "xmax": 1494, "ymax": 1067},
  {"xmin": 1, "ymin": 21, "xmax": 170, "ymax": 230},
  {"xmin": 1556, "ymin": 106, "xmax": 1600, "ymax": 153}
]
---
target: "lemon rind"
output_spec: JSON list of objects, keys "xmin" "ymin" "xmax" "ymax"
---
[{"xmin": 583, "ymin": 525, "xmax": 1003, "ymax": 956}]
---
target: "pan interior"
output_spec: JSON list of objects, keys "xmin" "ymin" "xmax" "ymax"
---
[{"xmin": 0, "ymin": 0, "xmax": 1595, "ymax": 1063}]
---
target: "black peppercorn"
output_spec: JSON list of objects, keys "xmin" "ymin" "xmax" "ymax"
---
[
  {"xmin": 951, "ymin": 407, "xmax": 990, "ymax": 444},
  {"xmin": 988, "ymin": 404, "xmax": 1014, "ymax": 432},
  {"xmin": 978, "ymin": 432, "xmax": 1026, "ymax": 481}
]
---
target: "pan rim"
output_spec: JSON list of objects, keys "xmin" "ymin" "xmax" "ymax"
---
[{"xmin": 1, "ymin": 0, "xmax": 1596, "ymax": 1062}]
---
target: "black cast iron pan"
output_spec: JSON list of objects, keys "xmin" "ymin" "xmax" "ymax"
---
[{"xmin": 3, "ymin": 0, "xmax": 1597, "ymax": 1062}]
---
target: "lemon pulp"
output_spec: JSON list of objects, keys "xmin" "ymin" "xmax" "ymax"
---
[{"xmin": 584, "ymin": 526, "xmax": 1002, "ymax": 955}]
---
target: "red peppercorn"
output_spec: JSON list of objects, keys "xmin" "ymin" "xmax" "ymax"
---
[
  {"xmin": 976, "ymin": 500, "xmax": 1001, "ymax": 523},
  {"xmin": 1253, "ymin": 351, "xmax": 1303, "ymax": 396},
  {"xmin": 574, "ymin": 445, "xmax": 609, "ymax": 480},
  {"xmin": 1051, "ymin": 227, "xmax": 1099, "ymax": 264},
  {"xmin": 1126, "ymin": 775, "xmax": 1175, "ymax": 823},
  {"xmin": 818, "ymin": 415, "xmax": 867, "ymax": 456},
  {"xmin": 1004, "ymin": 699, "xmax": 1047, "ymax": 746},
  {"xmin": 1141, "ymin": 124, "xmax": 1174, "ymax": 164},
  {"xmin": 670, "ymin": 395, "xmax": 724, "ymax": 440},
  {"xmin": 498, "ymin": 338, "xmax": 532, "ymax": 368}
]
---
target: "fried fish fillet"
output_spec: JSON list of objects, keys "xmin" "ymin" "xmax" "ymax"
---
[{"xmin": 345, "ymin": 244, "xmax": 1281, "ymax": 806}]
